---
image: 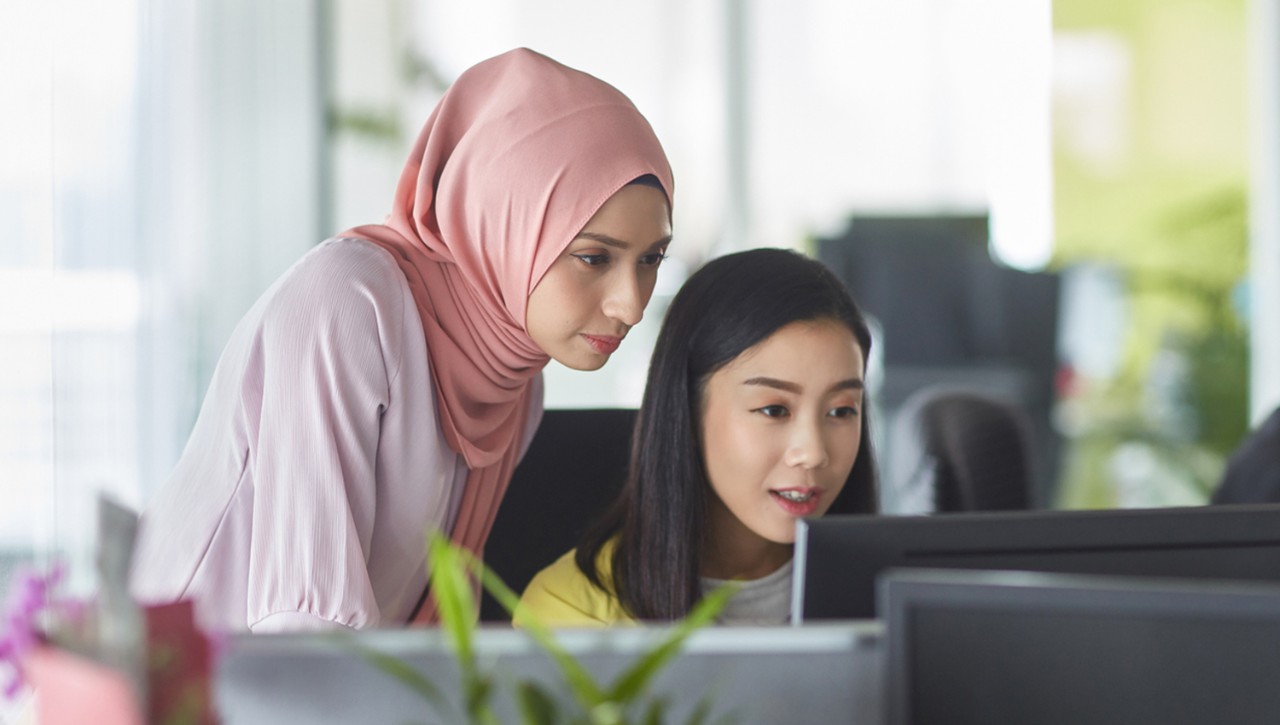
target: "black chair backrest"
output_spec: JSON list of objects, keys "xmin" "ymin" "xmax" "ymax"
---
[
  {"xmin": 922, "ymin": 391, "xmax": 1033, "ymax": 512},
  {"xmin": 1211, "ymin": 406, "xmax": 1280, "ymax": 505},
  {"xmin": 884, "ymin": 386, "xmax": 1034, "ymax": 514},
  {"xmin": 479, "ymin": 408, "xmax": 637, "ymax": 622}
]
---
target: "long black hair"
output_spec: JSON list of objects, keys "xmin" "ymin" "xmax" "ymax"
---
[{"xmin": 575, "ymin": 247, "xmax": 877, "ymax": 621}]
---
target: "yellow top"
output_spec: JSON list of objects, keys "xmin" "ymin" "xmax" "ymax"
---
[{"xmin": 515, "ymin": 539, "xmax": 635, "ymax": 628}]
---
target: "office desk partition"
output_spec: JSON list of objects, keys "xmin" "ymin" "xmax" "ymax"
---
[{"xmin": 217, "ymin": 622, "xmax": 885, "ymax": 724}]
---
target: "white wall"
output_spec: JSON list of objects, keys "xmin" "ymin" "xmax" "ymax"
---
[{"xmin": 327, "ymin": 0, "xmax": 1052, "ymax": 406}]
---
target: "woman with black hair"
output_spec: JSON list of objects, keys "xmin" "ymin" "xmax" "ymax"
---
[{"xmin": 517, "ymin": 248, "xmax": 877, "ymax": 625}]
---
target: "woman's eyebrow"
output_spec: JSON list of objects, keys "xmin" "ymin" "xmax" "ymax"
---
[
  {"xmin": 830, "ymin": 378, "xmax": 865, "ymax": 393},
  {"xmin": 575, "ymin": 232, "xmax": 673, "ymax": 250},
  {"xmin": 742, "ymin": 377, "xmax": 801, "ymax": 393},
  {"xmin": 742, "ymin": 377, "xmax": 865, "ymax": 394}
]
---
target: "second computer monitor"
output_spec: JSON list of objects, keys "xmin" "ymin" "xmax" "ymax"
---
[
  {"xmin": 881, "ymin": 569, "xmax": 1280, "ymax": 725},
  {"xmin": 794, "ymin": 503, "xmax": 1280, "ymax": 620}
]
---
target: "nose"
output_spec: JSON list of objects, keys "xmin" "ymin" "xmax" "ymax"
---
[
  {"xmin": 784, "ymin": 420, "xmax": 830, "ymax": 470},
  {"xmin": 601, "ymin": 268, "xmax": 647, "ymax": 327}
]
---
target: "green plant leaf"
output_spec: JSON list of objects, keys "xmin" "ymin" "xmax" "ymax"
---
[
  {"xmin": 427, "ymin": 534, "xmax": 476, "ymax": 667},
  {"xmin": 515, "ymin": 681, "xmax": 560, "ymax": 725},
  {"xmin": 588, "ymin": 701, "xmax": 625, "ymax": 725},
  {"xmin": 686, "ymin": 680, "xmax": 739, "ymax": 725},
  {"xmin": 606, "ymin": 583, "xmax": 737, "ymax": 703},
  {"xmin": 426, "ymin": 533, "xmax": 501, "ymax": 725},
  {"xmin": 640, "ymin": 695, "xmax": 671, "ymax": 725},
  {"xmin": 685, "ymin": 695, "xmax": 723, "ymax": 725},
  {"xmin": 330, "ymin": 631, "xmax": 452, "ymax": 716},
  {"xmin": 426, "ymin": 536, "xmax": 733, "ymax": 724},
  {"xmin": 465, "ymin": 677, "xmax": 500, "ymax": 725},
  {"xmin": 456, "ymin": 546, "xmax": 606, "ymax": 706}
]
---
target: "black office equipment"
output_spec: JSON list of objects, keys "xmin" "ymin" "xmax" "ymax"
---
[
  {"xmin": 1211, "ymin": 405, "xmax": 1280, "ymax": 504},
  {"xmin": 882, "ymin": 569, "xmax": 1280, "ymax": 725},
  {"xmin": 793, "ymin": 503, "xmax": 1280, "ymax": 620},
  {"xmin": 480, "ymin": 408, "xmax": 636, "ymax": 621}
]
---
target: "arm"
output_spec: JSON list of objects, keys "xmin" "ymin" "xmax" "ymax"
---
[{"xmin": 243, "ymin": 245, "xmax": 404, "ymax": 631}]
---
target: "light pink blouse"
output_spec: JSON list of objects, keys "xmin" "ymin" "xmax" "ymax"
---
[{"xmin": 130, "ymin": 238, "xmax": 543, "ymax": 632}]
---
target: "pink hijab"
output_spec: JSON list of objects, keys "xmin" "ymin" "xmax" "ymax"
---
[{"xmin": 343, "ymin": 48, "xmax": 673, "ymax": 622}]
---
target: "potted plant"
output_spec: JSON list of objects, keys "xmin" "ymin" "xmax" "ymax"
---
[{"xmin": 342, "ymin": 534, "xmax": 737, "ymax": 725}]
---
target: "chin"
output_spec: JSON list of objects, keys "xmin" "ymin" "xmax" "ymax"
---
[
  {"xmin": 757, "ymin": 524, "xmax": 797, "ymax": 545},
  {"xmin": 774, "ymin": 521, "xmax": 804, "ymax": 544},
  {"xmin": 554, "ymin": 354, "xmax": 608, "ymax": 372}
]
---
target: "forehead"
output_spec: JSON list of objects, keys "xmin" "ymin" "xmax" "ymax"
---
[
  {"xmin": 716, "ymin": 319, "xmax": 866, "ymax": 385},
  {"xmin": 577, "ymin": 184, "xmax": 672, "ymax": 235}
]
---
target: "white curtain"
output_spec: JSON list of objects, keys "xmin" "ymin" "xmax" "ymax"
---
[
  {"xmin": 134, "ymin": 0, "xmax": 325, "ymax": 493},
  {"xmin": 0, "ymin": 0, "xmax": 323, "ymax": 593}
]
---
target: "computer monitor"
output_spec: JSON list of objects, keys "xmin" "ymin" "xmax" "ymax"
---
[
  {"xmin": 793, "ymin": 503, "xmax": 1280, "ymax": 620},
  {"xmin": 882, "ymin": 568, "xmax": 1280, "ymax": 725},
  {"xmin": 217, "ymin": 622, "xmax": 884, "ymax": 724}
]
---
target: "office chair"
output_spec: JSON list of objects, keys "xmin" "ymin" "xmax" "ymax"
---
[
  {"xmin": 883, "ymin": 387, "xmax": 1033, "ymax": 513},
  {"xmin": 1210, "ymin": 406, "xmax": 1280, "ymax": 504},
  {"xmin": 479, "ymin": 408, "xmax": 637, "ymax": 621}
]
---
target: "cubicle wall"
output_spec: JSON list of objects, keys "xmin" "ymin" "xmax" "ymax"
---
[
  {"xmin": 217, "ymin": 623, "xmax": 884, "ymax": 724},
  {"xmin": 219, "ymin": 568, "xmax": 1280, "ymax": 724}
]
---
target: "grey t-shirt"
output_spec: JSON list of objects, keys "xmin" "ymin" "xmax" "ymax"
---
[{"xmin": 701, "ymin": 559, "xmax": 795, "ymax": 625}]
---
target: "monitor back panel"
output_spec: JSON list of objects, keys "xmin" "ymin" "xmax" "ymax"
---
[{"xmin": 797, "ymin": 504, "xmax": 1280, "ymax": 620}]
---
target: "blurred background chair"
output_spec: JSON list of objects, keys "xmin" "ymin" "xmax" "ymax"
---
[
  {"xmin": 479, "ymin": 408, "xmax": 637, "ymax": 622},
  {"xmin": 1210, "ymin": 406, "xmax": 1280, "ymax": 505},
  {"xmin": 882, "ymin": 386, "xmax": 1035, "ymax": 514},
  {"xmin": 818, "ymin": 215, "xmax": 1062, "ymax": 507}
]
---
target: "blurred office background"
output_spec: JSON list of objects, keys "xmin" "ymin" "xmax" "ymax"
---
[{"xmin": 2, "ymin": 0, "xmax": 1277, "ymax": 601}]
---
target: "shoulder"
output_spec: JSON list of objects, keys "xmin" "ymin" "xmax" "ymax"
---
[
  {"xmin": 267, "ymin": 237, "xmax": 409, "ymax": 315},
  {"xmin": 516, "ymin": 539, "xmax": 631, "ymax": 627},
  {"xmin": 252, "ymin": 238, "xmax": 419, "ymax": 379}
]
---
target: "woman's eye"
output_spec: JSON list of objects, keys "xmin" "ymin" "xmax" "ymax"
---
[
  {"xmin": 755, "ymin": 405, "xmax": 789, "ymax": 418},
  {"xmin": 572, "ymin": 253, "xmax": 610, "ymax": 267},
  {"xmin": 639, "ymin": 252, "xmax": 669, "ymax": 267},
  {"xmin": 829, "ymin": 406, "xmax": 860, "ymax": 419}
]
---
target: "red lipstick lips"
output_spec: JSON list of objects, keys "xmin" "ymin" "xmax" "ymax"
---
[{"xmin": 582, "ymin": 334, "xmax": 622, "ymax": 354}]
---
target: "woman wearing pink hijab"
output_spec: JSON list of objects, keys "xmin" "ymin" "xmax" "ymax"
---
[{"xmin": 131, "ymin": 48, "xmax": 674, "ymax": 632}]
